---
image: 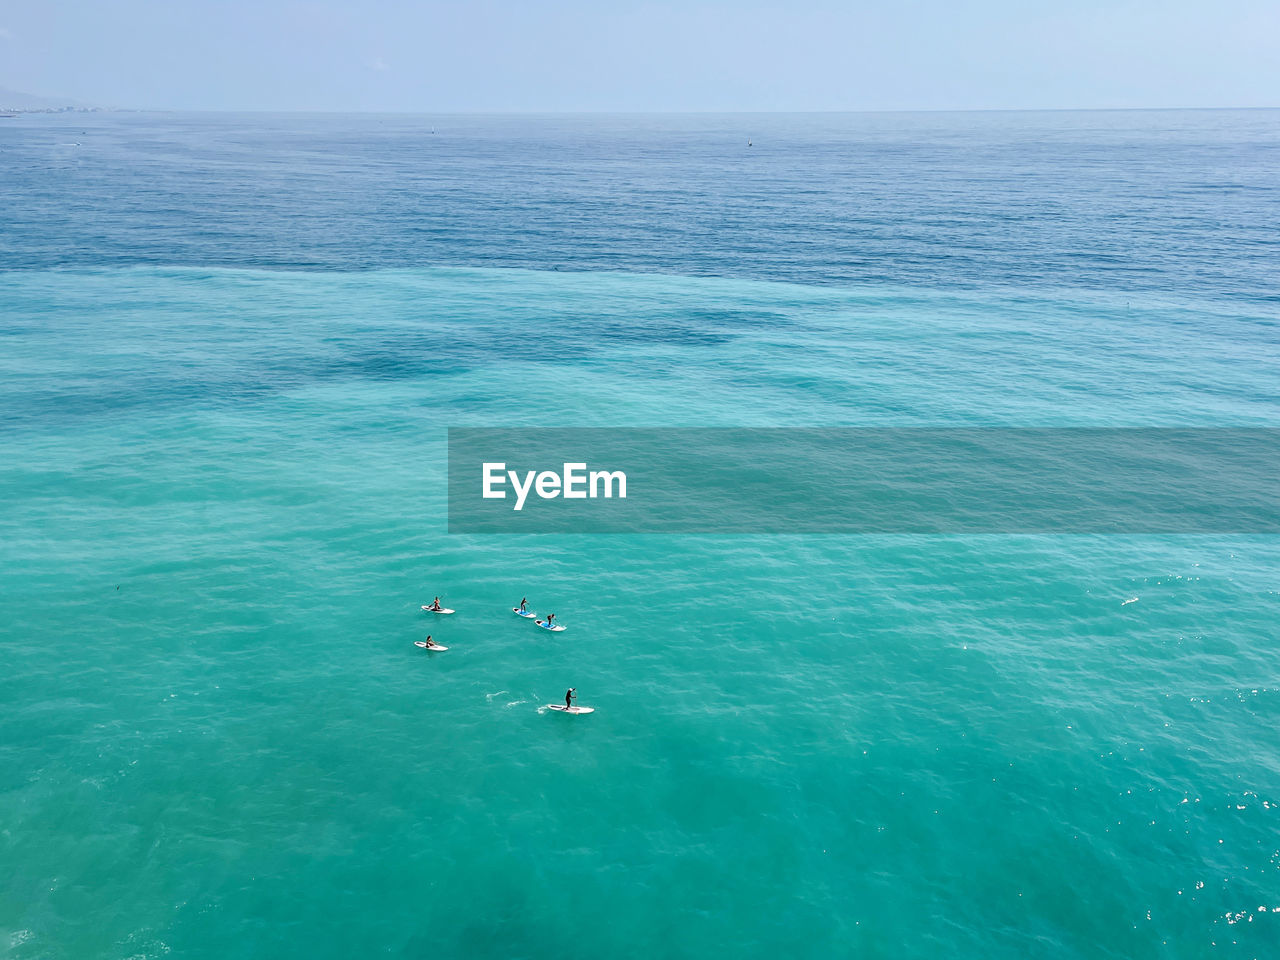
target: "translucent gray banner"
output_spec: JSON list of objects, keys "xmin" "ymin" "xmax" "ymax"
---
[{"xmin": 447, "ymin": 428, "xmax": 1280, "ymax": 533}]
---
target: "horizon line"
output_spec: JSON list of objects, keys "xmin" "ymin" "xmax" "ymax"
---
[{"xmin": 27, "ymin": 104, "xmax": 1280, "ymax": 117}]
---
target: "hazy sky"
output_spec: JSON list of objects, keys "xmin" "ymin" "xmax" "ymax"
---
[{"xmin": 2, "ymin": 0, "xmax": 1278, "ymax": 111}]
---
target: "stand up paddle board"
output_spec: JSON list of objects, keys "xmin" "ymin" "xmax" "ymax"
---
[
  {"xmin": 421, "ymin": 606, "xmax": 455, "ymax": 614},
  {"xmin": 414, "ymin": 640, "xmax": 449, "ymax": 651},
  {"xmin": 547, "ymin": 704, "xmax": 593, "ymax": 714},
  {"xmin": 535, "ymin": 620, "xmax": 566, "ymax": 632},
  {"xmin": 513, "ymin": 608, "xmax": 536, "ymax": 618}
]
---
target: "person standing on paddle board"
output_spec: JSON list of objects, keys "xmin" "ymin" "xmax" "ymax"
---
[
  {"xmin": 519, "ymin": 597, "xmax": 528, "ymax": 612},
  {"xmin": 565, "ymin": 688, "xmax": 576, "ymax": 709},
  {"xmin": 545, "ymin": 613, "xmax": 555, "ymax": 627}
]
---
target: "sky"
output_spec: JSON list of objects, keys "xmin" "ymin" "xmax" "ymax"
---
[{"xmin": 1, "ymin": 0, "xmax": 1278, "ymax": 112}]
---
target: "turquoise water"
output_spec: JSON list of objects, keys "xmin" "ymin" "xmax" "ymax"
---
[{"xmin": 3, "ymin": 113, "xmax": 1280, "ymax": 958}]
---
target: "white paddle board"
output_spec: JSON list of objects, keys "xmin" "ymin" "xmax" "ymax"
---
[
  {"xmin": 535, "ymin": 620, "xmax": 566, "ymax": 631},
  {"xmin": 421, "ymin": 606, "xmax": 455, "ymax": 614},
  {"xmin": 414, "ymin": 641, "xmax": 448, "ymax": 651},
  {"xmin": 548, "ymin": 704, "xmax": 593, "ymax": 714},
  {"xmin": 513, "ymin": 608, "xmax": 536, "ymax": 618}
]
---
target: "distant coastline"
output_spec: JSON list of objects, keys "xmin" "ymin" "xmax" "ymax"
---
[
  {"xmin": 0, "ymin": 106, "xmax": 108, "ymax": 114},
  {"xmin": 0, "ymin": 85, "xmax": 107, "ymax": 114}
]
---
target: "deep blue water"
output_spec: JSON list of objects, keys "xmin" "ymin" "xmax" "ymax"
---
[{"xmin": 3, "ymin": 111, "xmax": 1278, "ymax": 300}]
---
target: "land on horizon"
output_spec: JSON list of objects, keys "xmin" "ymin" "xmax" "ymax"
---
[{"xmin": 0, "ymin": 85, "xmax": 104, "ymax": 113}]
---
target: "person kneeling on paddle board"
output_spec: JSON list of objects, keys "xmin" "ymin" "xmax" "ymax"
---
[
  {"xmin": 565, "ymin": 688, "xmax": 576, "ymax": 709},
  {"xmin": 429, "ymin": 597, "xmax": 442, "ymax": 611}
]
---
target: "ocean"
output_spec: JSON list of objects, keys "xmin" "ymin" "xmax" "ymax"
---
[{"xmin": 2, "ymin": 110, "xmax": 1279, "ymax": 959}]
